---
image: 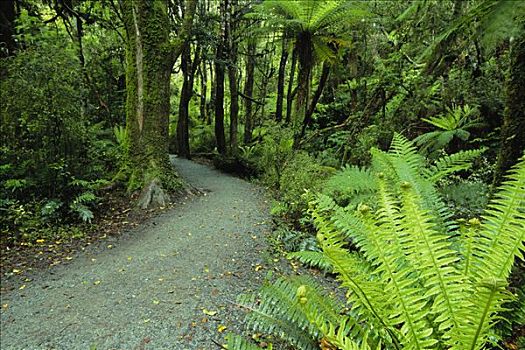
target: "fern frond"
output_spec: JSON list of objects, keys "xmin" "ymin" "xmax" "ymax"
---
[
  {"xmin": 425, "ymin": 148, "xmax": 485, "ymax": 183},
  {"xmin": 226, "ymin": 334, "xmax": 263, "ymax": 350},
  {"xmin": 471, "ymin": 156, "xmax": 525, "ymax": 281},
  {"xmin": 287, "ymin": 250, "xmax": 332, "ymax": 271},
  {"xmin": 452, "ymin": 278, "xmax": 514, "ymax": 350},
  {"xmin": 239, "ymin": 275, "xmax": 343, "ymax": 350},
  {"xmin": 389, "ymin": 133, "xmax": 426, "ymax": 173},
  {"xmin": 324, "ymin": 165, "xmax": 378, "ymax": 198},
  {"xmin": 309, "ymin": 0, "xmax": 369, "ymax": 32},
  {"xmin": 398, "ymin": 182, "xmax": 465, "ymax": 342}
]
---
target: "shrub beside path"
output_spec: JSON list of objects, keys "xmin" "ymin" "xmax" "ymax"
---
[{"xmin": 1, "ymin": 158, "xmax": 271, "ymax": 349}]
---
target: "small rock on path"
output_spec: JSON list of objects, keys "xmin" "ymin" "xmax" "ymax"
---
[{"xmin": 0, "ymin": 158, "xmax": 271, "ymax": 349}]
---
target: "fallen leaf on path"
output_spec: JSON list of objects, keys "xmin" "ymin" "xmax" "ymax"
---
[
  {"xmin": 93, "ymin": 280, "xmax": 101, "ymax": 285},
  {"xmin": 217, "ymin": 325, "xmax": 227, "ymax": 333},
  {"xmin": 152, "ymin": 299, "xmax": 160, "ymax": 305},
  {"xmin": 19, "ymin": 284, "xmax": 26, "ymax": 290},
  {"xmin": 2, "ymin": 303, "xmax": 8, "ymax": 309},
  {"xmin": 202, "ymin": 308, "xmax": 217, "ymax": 316}
]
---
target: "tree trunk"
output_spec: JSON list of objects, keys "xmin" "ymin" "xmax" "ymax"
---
[
  {"xmin": 227, "ymin": 0, "xmax": 239, "ymax": 153},
  {"xmin": 176, "ymin": 45, "xmax": 192, "ymax": 159},
  {"xmin": 275, "ymin": 36, "xmax": 288, "ymax": 122},
  {"xmin": 122, "ymin": 0, "xmax": 191, "ymax": 208},
  {"xmin": 199, "ymin": 60, "xmax": 207, "ymax": 122},
  {"xmin": 207, "ymin": 61, "xmax": 215, "ymax": 125},
  {"xmin": 214, "ymin": 0, "xmax": 227, "ymax": 155},
  {"xmin": 299, "ymin": 62, "xmax": 330, "ymax": 138},
  {"xmin": 493, "ymin": 35, "xmax": 525, "ymax": 187},
  {"xmin": 243, "ymin": 40, "xmax": 256, "ymax": 144},
  {"xmin": 285, "ymin": 47, "xmax": 298, "ymax": 125},
  {"xmin": 228, "ymin": 64, "xmax": 239, "ymax": 152}
]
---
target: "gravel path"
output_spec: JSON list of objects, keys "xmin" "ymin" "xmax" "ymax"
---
[{"xmin": 1, "ymin": 158, "xmax": 271, "ymax": 350}]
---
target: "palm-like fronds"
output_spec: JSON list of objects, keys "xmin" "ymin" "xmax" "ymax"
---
[{"xmin": 414, "ymin": 105, "xmax": 485, "ymax": 155}]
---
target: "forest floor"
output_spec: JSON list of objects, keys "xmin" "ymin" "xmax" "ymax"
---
[{"xmin": 0, "ymin": 158, "xmax": 275, "ymax": 349}]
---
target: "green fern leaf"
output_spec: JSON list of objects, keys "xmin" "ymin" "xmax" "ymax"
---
[
  {"xmin": 287, "ymin": 250, "xmax": 332, "ymax": 271},
  {"xmin": 226, "ymin": 334, "xmax": 263, "ymax": 350},
  {"xmin": 425, "ymin": 148, "xmax": 485, "ymax": 183}
]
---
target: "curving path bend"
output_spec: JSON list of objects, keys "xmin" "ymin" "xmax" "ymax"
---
[{"xmin": 1, "ymin": 158, "xmax": 271, "ymax": 350}]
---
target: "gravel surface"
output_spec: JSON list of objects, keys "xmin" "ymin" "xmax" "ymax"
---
[{"xmin": 1, "ymin": 158, "xmax": 272, "ymax": 350}]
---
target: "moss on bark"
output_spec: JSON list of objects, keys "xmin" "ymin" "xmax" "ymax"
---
[{"xmin": 122, "ymin": 0, "xmax": 182, "ymax": 208}]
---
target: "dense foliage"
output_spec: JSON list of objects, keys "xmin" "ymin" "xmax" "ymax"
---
[{"xmin": 0, "ymin": 0, "xmax": 523, "ymax": 348}]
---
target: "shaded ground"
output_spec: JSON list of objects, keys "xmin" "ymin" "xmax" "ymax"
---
[{"xmin": 0, "ymin": 157, "xmax": 272, "ymax": 349}]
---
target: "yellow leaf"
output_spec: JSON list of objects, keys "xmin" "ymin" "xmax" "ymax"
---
[
  {"xmin": 93, "ymin": 280, "xmax": 101, "ymax": 285},
  {"xmin": 152, "ymin": 299, "xmax": 160, "ymax": 305},
  {"xmin": 2, "ymin": 303, "xmax": 8, "ymax": 309},
  {"xmin": 107, "ymin": 244, "xmax": 113, "ymax": 249},
  {"xmin": 143, "ymin": 319, "xmax": 150, "ymax": 323},
  {"xmin": 254, "ymin": 264, "xmax": 263, "ymax": 272},
  {"xmin": 36, "ymin": 239, "xmax": 45, "ymax": 244},
  {"xmin": 19, "ymin": 284, "xmax": 26, "ymax": 290},
  {"xmin": 12, "ymin": 269, "xmax": 21, "ymax": 274},
  {"xmin": 127, "ymin": 256, "xmax": 132, "ymax": 261},
  {"xmin": 202, "ymin": 308, "xmax": 217, "ymax": 316},
  {"xmin": 217, "ymin": 325, "xmax": 227, "ymax": 333},
  {"xmin": 65, "ymin": 256, "xmax": 73, "ymax": 260}
]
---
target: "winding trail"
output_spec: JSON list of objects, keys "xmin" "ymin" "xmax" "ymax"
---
[{"xmin": 1, "ymin": 158, "xmax": 271, "ymax": 349}]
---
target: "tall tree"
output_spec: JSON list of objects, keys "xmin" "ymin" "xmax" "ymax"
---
[
  {"xmin": 121, "ymin": 0, "xmax": 196, "ymax": 208},
  {"xmin": 176, "ymin": 42, "xmax": 200, "ymax": 159},
  {"xmin": 228, "ymin": 0, "xmax": 239, "ymax": 152},
  {"xmin": 285, "ymin": 47, "xmax": 297, "ymax": 124},
  {"xmin": 214, "ymin": 0, "xmax": 228, "ymax": 155},
  {"xmin": 243, "ymin": 40, "xmax": 256, "ymax": 144},
  {"xmin": 275, "ymin": 35, "xmax": 289, "ymax": 122}
]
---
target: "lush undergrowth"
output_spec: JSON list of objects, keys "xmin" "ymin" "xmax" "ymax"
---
[{"xmin": 1, "ymin": 0, "xmax": 524, "ymax": 349}]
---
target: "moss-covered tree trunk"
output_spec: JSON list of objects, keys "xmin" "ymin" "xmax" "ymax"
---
[
  {"xmin": 122, "ymin": 0, "xmax": 179, "ymax": 209},
  {"xmin": 493, "ymin": 35, "xmax": 525, "ymax": 187}
]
